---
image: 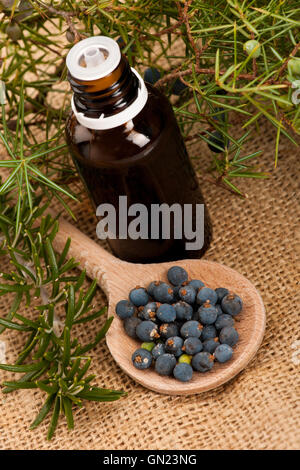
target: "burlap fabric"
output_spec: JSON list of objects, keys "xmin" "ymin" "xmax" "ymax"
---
[
  {"xmin": 0, "ymin": 39, "xmax": 299, "ymax": 447},
  {"xmin": 0, "ymin": 115, "xmax": 299, "ymax": 450}
]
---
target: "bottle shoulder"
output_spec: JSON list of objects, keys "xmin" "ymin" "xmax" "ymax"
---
[{"xmin": 65, "ymin": 84, "xmax": 176, "ymax": 164}]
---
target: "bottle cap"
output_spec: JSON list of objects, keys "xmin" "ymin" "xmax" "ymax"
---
[
  {"xmin": 66, "ymin": 36, "xmax": 121, "ymax": 81},
  {"xmin": 66, "ymin": 36, "xmax": 148, "ymax": 130}
]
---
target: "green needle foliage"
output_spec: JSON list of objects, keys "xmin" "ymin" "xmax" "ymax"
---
[
  {"xmin": 0, "ymin": 0, "xmax": 299, "ymax": 439},
  {"xmin": 0, "ymin": 0, "xmax": 299, "ymax": 196},
  {"xmin": 0, "ymin": 188, "xmax": 125, "ymax": 439}
]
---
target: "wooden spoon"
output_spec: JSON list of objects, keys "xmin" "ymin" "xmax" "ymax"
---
[{"xmin": 53, "ymin": 217, "xmax": 266, "ymax": 395}]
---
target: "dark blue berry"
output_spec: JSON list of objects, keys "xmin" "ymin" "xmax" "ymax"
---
[
  {"xmin": 117, "ymin": 36, "xmax": 126, "ymax": 48},
  {"xmin": 165, "ymin": 336, "xmax": 183, "ymax": 354},
  {"xmin": 174, "ymin": 301, "xmax": 193, "ymax": 321},
  {"xmin": 173, "ymin": 363, "xmax": 193, "ymax": 382},
  {"xmin": 171, "ymin": 78, "xmax": 188, "ymax": 95},
  {"xmin": 180, "ymin": 320, "xmax": 202, "ymax": 339},
  {"xmin": 155, "ymin": 353, "xmax": 176, "ymax": 376},
  {"xmin": 144, "ymin": 67, "xmax": 161, "ymax": 85},
  {"xmin": 115, "ymin": 300, "xmax": 136, "ymax": 319},
  {"xmin": 219, "ymin": 326, "xmax": 239, "ymax": 347},
  {"xmin": 153, "ymin": 282, "xmax": 175, "ymax": 303},
  {"xmin": 207, "ymin": 131, "xmax": 228, "ymax": 154},
  {"xmin": 156, "ymin": 304, "xmax": 176, "ymax": 323},
  {"xmin": 136, "ymin": 320, "xmax": 159, "ymax": 342},
  {"xmin": 197, "ymin": 287, "xmax": 218, "ymax": 305},
  {"xmin": 201, "ymin": 325, "xmax": 217, "ymax": 341},
  {"xmin": 212, "ymin": 107, "xmax": 226, "ymax": 123},
  {"xmin": 221, "ymin": 293, "xmax": 243, "ymax": 316},
  {"xmin": 129, "ymin": 287, "xmax": 149, "ymax": 307},
  {"xmin": 174, "ymin": 348, "xmax": 183, "ymax": 358},
  {"xmin": 203, "ymin": 338, "xmax": 220, "ymax": 354},
  {"xmin": 167, "ymin": 266, "xmax": 188, "ymax": 286},
  {"xmin": 198, "ymin": 301, "xmax": 218, "ymax": 325},
  {"xmin": 116, "ymin": 35, "xmax": 137, "ymax": 54},
  {"xmin": 124, "ymin": 316, "xmax": 141, "ymax": 339},
  {"xmin": 215, "ymin": 314, "xmax": 235, "ymax": 331},
  {"xmin": 216, "ymin": 88, "xmax": 228, "ymax": 96},
  {"xmin": 147, "ymin": 281, "xmax": 159, "ymax": 297},
  {"xmin": 188, "ymin": 279, "xmax": 205, "ymax": 290},
  {"xmin": 132, "ymin": 348, "xmax": 152, "ymax": 370},
  {"xmin": 192, "ymin": 352, "xmax": 214, "ymax": 372},
  {"xmin": 216, "ymin": 304, "xmax": 223, "ymax": 316},
  {"xmin": 172, "ymin": 285, "xmax": 181, "ymax": 300},
  {"xmin": 152, "ymin": 342, "xmax": 166, "ymax": 360},
  {"xmin": 215, "ymin": 287, "xmax": 229, "ymax": 303},
  {"xmin": 159, "ymin": 322, "xmax": 179, "ymax": 339},
  {"xmin": 214, "ymin": 344, "xmax": 233, "ymax": 363},
  {"xmin": 139, "ymin": 302, "xmax": 159, "ymax": 321},
  {"xmin": 178, "ymin": 285, "xmax": 196, "ymax": 304},
  {"xmin": 183, "ymin": 337, "xmax": 203, "ymax": 355}
]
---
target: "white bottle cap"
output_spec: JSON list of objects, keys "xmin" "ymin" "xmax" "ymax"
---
[
  {"xmin": 66, "ymin": 36, "xmax": 148, "ymax": 130},
  {"xmin": 66, "ymin": 36, "xmax": 121, "ymax": 81}
]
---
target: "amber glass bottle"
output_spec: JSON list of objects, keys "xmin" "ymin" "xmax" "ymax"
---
[{"xmin": 65, "ymin": 36, "xmax": 212, "ymax": 263}]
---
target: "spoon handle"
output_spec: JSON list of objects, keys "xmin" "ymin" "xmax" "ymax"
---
[{"xmin": 52, "ymin": 216, "xmax": 117, "ymax": 291}]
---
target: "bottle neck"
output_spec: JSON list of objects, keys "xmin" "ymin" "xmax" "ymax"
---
[{"xmin": 68, "ymin": 55, "xmax": 140, "ymax": 120}]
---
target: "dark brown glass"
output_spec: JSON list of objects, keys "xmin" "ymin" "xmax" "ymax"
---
[{"xmin": 66, "ymin": 59, "xmax": 212, "ymax": 263}]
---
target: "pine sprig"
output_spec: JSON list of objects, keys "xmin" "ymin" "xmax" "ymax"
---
[{"xmin": 1, "ymin": 0, "xmax": 299, "ymax": 196}]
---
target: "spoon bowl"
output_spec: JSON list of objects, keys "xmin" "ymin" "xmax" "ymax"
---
[{"xmin": 53, "ymin": 217, "xmax": 266, "ymax": 395}]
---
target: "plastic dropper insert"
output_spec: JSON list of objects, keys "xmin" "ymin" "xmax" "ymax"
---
[
  {"xmin": 66, "ymin": 36, "xmax": 148, "ymax": 130},
  {"xmin": 83, "ymin": 46, "xmax": 106, "ymax": 69}
]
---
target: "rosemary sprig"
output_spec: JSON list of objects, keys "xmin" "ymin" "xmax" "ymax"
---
[{"xmin": 0, "ymin": 205, "xmax": 125, "ymax": 439}]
